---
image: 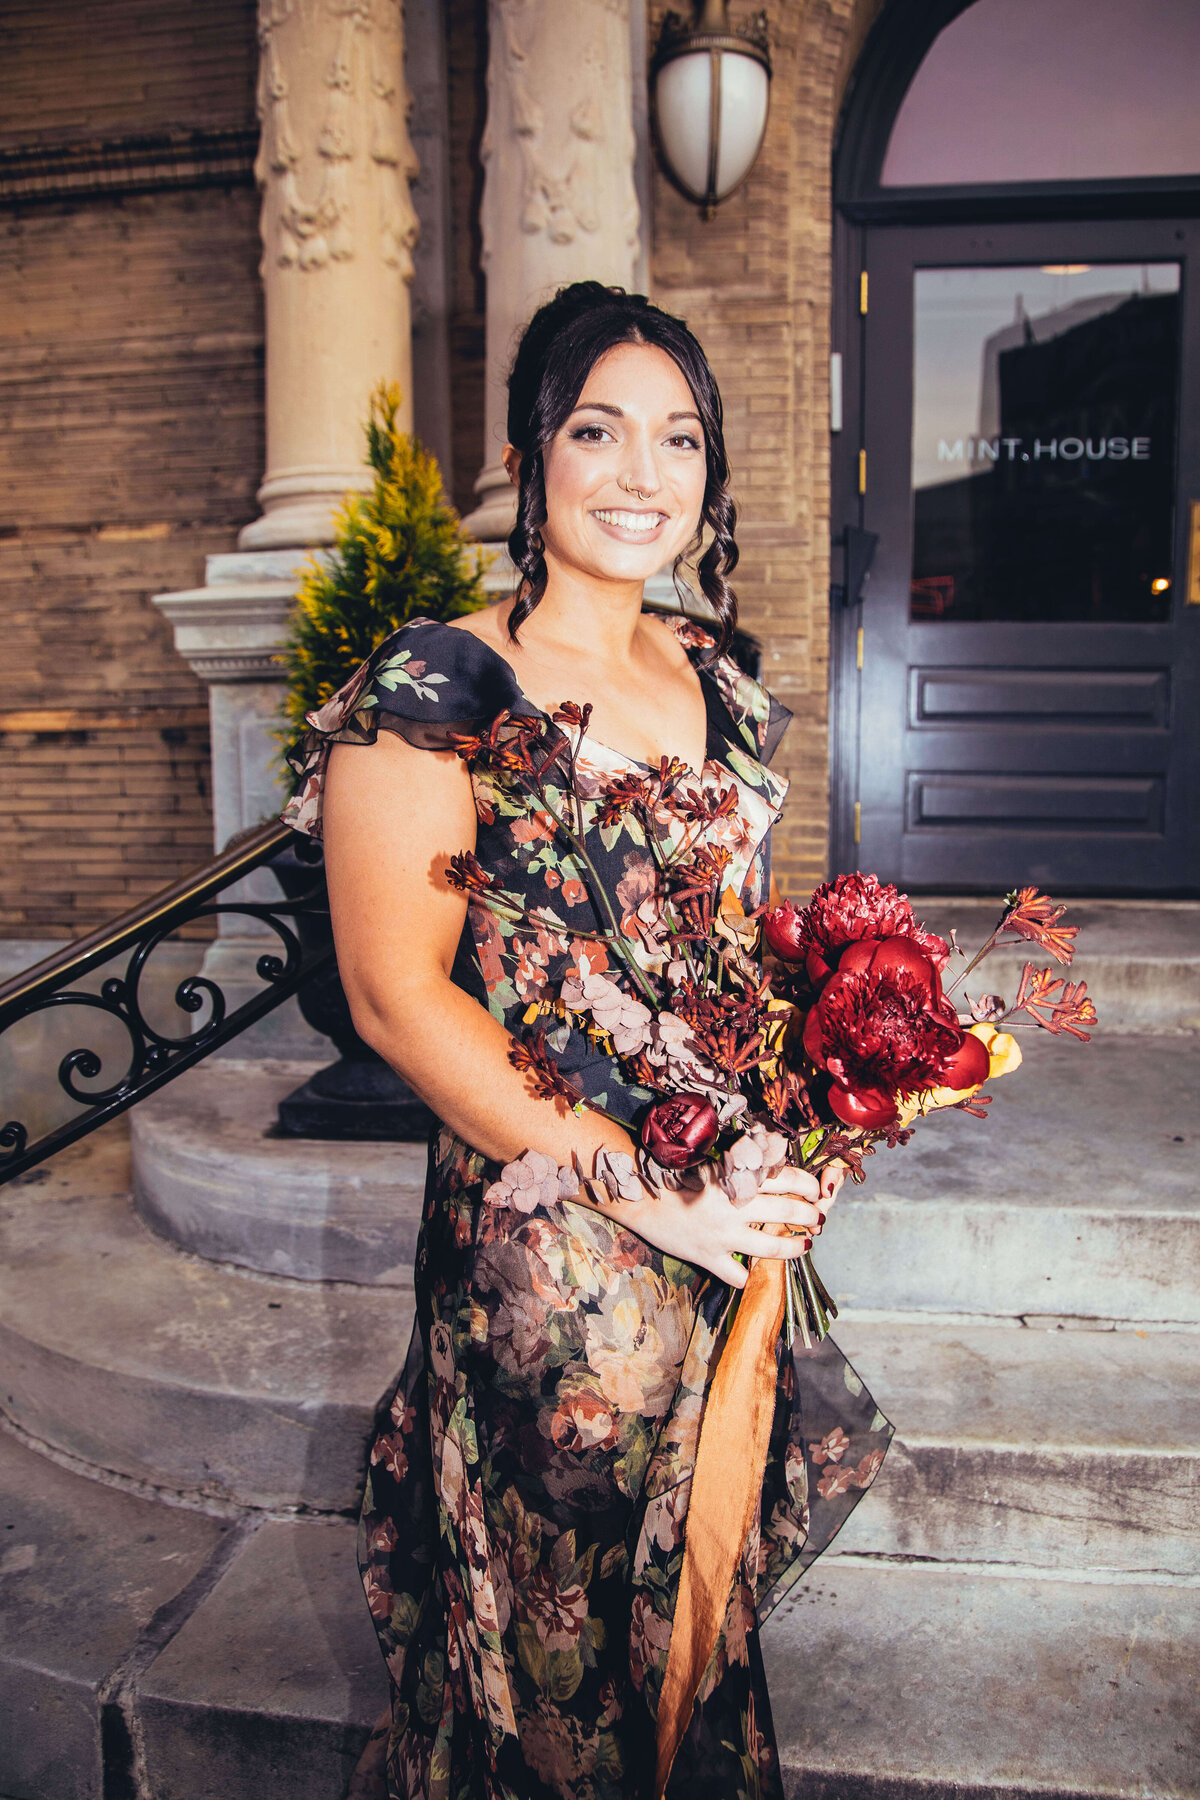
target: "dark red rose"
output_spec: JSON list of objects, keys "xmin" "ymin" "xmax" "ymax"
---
[
  {"xmin": 641, "ymin": 1093, "xmax": 721, "ymax": 1170},
  {"xmin": 801, "ymin": 936, "xmax": 982, "ymax": 1129},
  {"xmin": 769, "ymin": 873, "xmax": 950, "ymax": 992}
]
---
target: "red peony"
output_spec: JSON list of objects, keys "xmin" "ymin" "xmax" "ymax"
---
[
  {"xmin": 761, "ymin": 899, "xmax": 808, "ymax": 964},
  {"xmin": 801, "ymin": 936, "xmax": 989, "ymax": 1128},
  {"xmin": 641, "ymin": 1093, "xmax": 721, "ymax": 1170},
  {"xmin": 764, "ymin": 873, "xmax": 950, "ymax": 991}
]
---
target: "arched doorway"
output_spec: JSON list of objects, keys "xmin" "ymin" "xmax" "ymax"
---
[{"xmin": 830, "ymin": 0, "xmax": 1200, "ymax": 893}]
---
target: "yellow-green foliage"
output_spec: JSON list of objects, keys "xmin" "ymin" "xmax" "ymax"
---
[{"xmin": 279, "ymin": 383, "xmax": 488, "ymax": 747}]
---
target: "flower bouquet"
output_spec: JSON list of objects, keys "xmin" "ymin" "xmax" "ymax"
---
[{"xmin": 446, "ymin": 702, "xmax": 1097, "ymax": 1343}]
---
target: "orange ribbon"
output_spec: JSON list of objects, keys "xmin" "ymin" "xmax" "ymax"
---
[{"xmin": 653, "ymin": 1253, "xmax": 787, "ymax": 1799}]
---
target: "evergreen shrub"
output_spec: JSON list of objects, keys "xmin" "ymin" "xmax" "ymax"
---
[{"xmin": 279, "ymin": 383, "xmax": 488, "ymax": 750}]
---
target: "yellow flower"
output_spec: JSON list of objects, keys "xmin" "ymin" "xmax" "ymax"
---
[
  {"xmin": 759, "ymin": 996, "xmax": 799, "ymax": 1080},
  {"xmin": 970, "ymin": 1023, "xmax": 1023, "ymax": 1078},
  {"xmin": 895, "ymin": 1023, "xmax": 1022, "ymax": 1122}
]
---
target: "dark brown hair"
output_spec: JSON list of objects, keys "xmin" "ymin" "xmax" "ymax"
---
[{"xmin": 505, "ymin": 282, "xmax": 738, "ymax": 654}]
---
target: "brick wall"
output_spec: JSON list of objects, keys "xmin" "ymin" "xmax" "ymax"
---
[
  {"xmin": 647, "ymin": 0, "xmax": 870, "ymax": 898},
  {"xmin": 0, "ymin": 0, "xmax": 257, "ymax": 148},
  {"xmin": 0, "ymin": 0, "xmax": 878, "ymax": 932},
  {"xmin": 0, "ymin": 0, "xmax": 261, "ymax": 936}
]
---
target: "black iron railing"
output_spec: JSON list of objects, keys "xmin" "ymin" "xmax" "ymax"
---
[{"xmin": 0, "ymin": 821, "xmax": 333, "ymax": 1184}]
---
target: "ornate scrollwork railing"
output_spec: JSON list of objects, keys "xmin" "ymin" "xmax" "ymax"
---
[{"xmin": 0, "ymin": 820, "xmax": 333, "ymax": 1185}]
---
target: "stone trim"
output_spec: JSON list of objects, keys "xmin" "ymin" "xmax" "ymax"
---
[
  {"xmin": 0, "ymin": 128, "xmax": 258, "ymax": 207},
  {"xmin": 0, "ymin": 706, "xmax": 209, "ymax": 736}
]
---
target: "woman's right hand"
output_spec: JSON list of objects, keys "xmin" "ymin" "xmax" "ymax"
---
[{"xmin": 607, "ymin": 1161, "xmax": 829, "ymax": 1289}]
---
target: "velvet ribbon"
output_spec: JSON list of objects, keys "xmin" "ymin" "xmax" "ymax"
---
[{"xmin": 653, "ymin": 1252, "xmax": 787, "ymax": 1799}]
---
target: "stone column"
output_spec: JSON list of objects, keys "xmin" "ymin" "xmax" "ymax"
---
[
  {"xmin": 240, "ymin": 0, "xmax": 420, "ymax": 551},
  {"xmin": 462, "ymin": 0, "xmax": 643, "ymax": 544},
  {"xmin": 153, "ymin": 0, "xmax": 423, "ymax": 1053}
]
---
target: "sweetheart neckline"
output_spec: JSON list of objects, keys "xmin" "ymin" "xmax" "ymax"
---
[{"xmin": 446, "ymin": 617, "xmax": 716, "ymax": 784}]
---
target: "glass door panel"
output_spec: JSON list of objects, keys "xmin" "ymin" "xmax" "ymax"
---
[
  {"xmin": 851, "ymin": 217, "xmax": 1200, "ymax": 894},
  {"xmin": 911, "ymin": 263, "xmax": 1181, "ymax": 623}
]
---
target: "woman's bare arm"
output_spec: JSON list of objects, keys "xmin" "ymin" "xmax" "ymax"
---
[
  {"xmin": 321, "ymin": 730, "xmax": 837, "ymax": 1285},
  {"xmin": 323, "ymin": 730, "xmax": 637, "ymax": 1168}
]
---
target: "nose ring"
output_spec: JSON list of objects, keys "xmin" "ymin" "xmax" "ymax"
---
[{"xmin": 622, "ymin": 481, "xmax": 652, "ymax": 500}]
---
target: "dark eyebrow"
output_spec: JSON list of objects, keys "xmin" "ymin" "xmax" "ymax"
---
[{"xmin": 568, "ymin": 401, "xmax": 704, "ymax": 426}]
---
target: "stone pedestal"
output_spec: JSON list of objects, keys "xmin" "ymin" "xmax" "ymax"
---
[
  {"xmin": 154, "ymin": 549, "xmax": 326, "ymax": 1058},
  {"xmin": 462, "ymin": 0, "xmax": 644, "ymax": 544},
  {"xmin": 131, "ymin": 1060, "xmax": 426, "ymax": 1286}
]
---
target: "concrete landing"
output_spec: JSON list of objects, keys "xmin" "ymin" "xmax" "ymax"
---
[
  {"xmin": 766, "ymin": 1558, "xmax": 1200, "ymax": 1798},
  {"xmin": 831, "ymin": 1320, "xmax": 1200, "ymax": 1573},
  {"xmin": 131, "ymin": 1059, "xmax": 427, "ymax": 1284},
  {"xmin": 818, "ymin": 1031, "xmax": 1199, "ymax": 1320},
  {"xmin": 930, "ymin": 898, "xmax": 1200, "ymax": 1033},
  {"xmin": 0, "ymin": 1128, "xmax": 412, "ymax": 1511},
  {"xmin": 0, "ymin": 1430, "xmax": 233, "ymax": 1800}
]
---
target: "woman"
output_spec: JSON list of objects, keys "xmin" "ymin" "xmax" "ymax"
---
[{"xmin": 284, "ymin": 283, "xmax": 890, "ymax": 1800}]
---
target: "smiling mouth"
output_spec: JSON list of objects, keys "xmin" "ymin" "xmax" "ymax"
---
[{"xmin": 591, "ymin": 508, "xmax": 667, "ymax": 535}]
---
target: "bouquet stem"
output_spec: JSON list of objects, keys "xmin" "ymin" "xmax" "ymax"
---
[{"xmin": 785, "ymin": 1248, "xmax": 838, "ymax": 1350}]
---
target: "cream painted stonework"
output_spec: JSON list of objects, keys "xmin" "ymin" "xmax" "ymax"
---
[
  {"xmin": 464, "ymin": 0, "xmax": 643, "ymax": 541},
  {"xmin": 241, "ymin": 0, "xmax": 420, "ymax": 551}
]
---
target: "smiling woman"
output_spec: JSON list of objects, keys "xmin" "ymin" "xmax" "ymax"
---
[
  {"xmin": 500, "ymin": 283, "xmax": 739, "ymax": 663},
  {"xmin": 283, "ymin": 283, "xmax": 889, "ymax": 1800}
]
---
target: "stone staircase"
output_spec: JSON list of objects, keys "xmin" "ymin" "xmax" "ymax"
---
[{"xmin": 0, "ymin": 905, "xmax": 1197, "ymax": 1799}]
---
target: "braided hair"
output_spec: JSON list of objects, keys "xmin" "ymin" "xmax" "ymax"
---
[{"xmin": 504, "ymin": 282, "xmax": 738, "ymax": 655}]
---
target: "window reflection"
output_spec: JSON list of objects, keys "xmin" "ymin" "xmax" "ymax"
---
[
  {"xmin": 910, "ymin": 264, "xmax": 1180, "ymax": 623},
  {"xmin": 882, "ymin": 0, "xmax": 1200, "ymax": 186}
]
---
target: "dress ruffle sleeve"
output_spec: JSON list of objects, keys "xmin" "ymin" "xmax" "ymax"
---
[
  {"xmin": 666, "ymin": 615, "xmax": 793, "ymax": 766},
  {"xmin": 281, "ymin": 617, "xmax": 527, "ymax": 839}
]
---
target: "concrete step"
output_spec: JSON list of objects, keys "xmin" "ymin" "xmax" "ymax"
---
[
  {"xmin": 132, "ymin": 1516, "xmax": 387, "ymax": 1800},
  {"xmin": 130, "ymin": 1032, "xmax": 1199, "ymax": 1327},
  {"xmin": 830, "ymin": 1320, "xmax": 1200, "ymax": 1574},
  {"xmin": 929, "ymin": 898, "xmax": 1200, "ymax": 1033},
  {"xmin": 818, "ymin": 1031, "xmax": 1199, "ymax": 1321},
  {"xmin": 130, "ymin": 1059, "xmax": 426, "ymax": 1284},
  {"xmin": 8, "ymin": 1448, "xmax": 1191, "ymax": 1800},
  {"xmin": 766, "ymin": 1558, "xmax": 1200, "ymax": 1799},
  {"xmin": 0, "ymin": 1428, "xmax": 234, "ymax": 1800},
  {"xmin": 8, "ymin": 1116, "xmax": 1198, "ymax": 1565},
  {"xmin": 0, "ymin": 1127, "xmax": 411, "ymax": 1511}
]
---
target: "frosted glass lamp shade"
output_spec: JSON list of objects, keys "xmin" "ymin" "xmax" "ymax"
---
[{"xmin": 651, "ymin": 7, "xmax": 772, "ymax": 215}]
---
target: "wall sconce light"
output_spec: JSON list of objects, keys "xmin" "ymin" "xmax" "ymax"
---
[{"xmin": 651, "ymin": 2, "xmax": 772, "ymax": 219}]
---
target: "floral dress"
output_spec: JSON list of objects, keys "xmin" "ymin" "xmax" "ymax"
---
[{"xmin": 283, "ymin": 615, "xmax": 892, "ymax": 1800}]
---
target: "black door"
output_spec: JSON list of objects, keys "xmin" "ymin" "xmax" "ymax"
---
[{"xmin": 853, "ymin": 217, "xmax": 1200, "ymax": 893}]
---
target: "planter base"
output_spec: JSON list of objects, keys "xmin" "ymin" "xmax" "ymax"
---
[{"xmin": 276, "ymin": 1054, "xmax": 436, "ymax": 1141}]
